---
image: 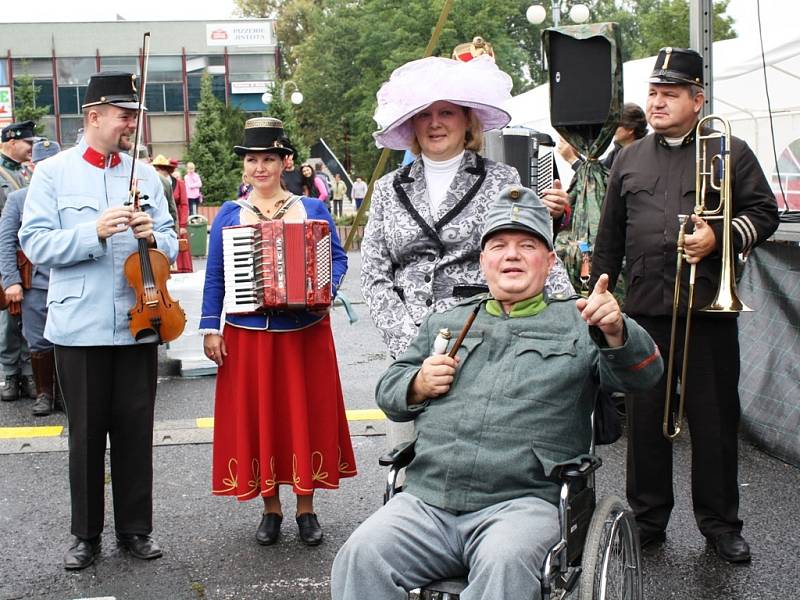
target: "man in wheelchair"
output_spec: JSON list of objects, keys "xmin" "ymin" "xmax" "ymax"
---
[{"xmin": 331, "ymin": 185, "xmax": 663, "ymax": 600}]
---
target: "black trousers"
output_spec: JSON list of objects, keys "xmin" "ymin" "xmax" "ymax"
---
[
  {"xmin": 55, "ymin": 344, "xmax": 158, "ymax": 540},
  {"xmin": 625, "ymin": 316, "xmax": 743, "ymax": 539}
]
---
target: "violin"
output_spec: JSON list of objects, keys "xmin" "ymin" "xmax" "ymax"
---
[{"xmin": 123, "ymin": 32, "xmax": 186, "ymax": 344}]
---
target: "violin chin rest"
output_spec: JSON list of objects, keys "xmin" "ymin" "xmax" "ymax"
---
[{"xmin": 134, "ymin": 329, "xmax": 161, "ymax": 344}]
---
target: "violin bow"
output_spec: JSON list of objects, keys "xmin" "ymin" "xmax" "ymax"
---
[{"xmin": 127, "ymin": 31, "xmax": 151, "ymax": 209}]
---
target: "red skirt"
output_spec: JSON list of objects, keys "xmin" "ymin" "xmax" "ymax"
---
[{"xmin": 211, "ymin": 316, "xmax": 357, "ymax": 500}]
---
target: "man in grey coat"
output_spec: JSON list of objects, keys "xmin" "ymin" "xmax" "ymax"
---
[
  {"xmin": 332, "ymin": 185, "xmax": 663, "ymax": 599},
  {"xmin": 0, "ymin": 139, "xmax": 61, "ymax": 416},
  {"xmin": 0, "ymin": 120, "xmax": 37, "ymax": 402}
]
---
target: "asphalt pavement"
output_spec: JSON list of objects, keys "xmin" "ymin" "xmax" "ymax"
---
[{"xmin": 1, "ymin": 252, "xmax": 798, "ymax": 600}]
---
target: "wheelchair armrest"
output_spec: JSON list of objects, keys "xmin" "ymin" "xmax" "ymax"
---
[
  {"xmin": 557, "ymin": 455, "xmax": 602, "ymax": 482},
  {"xmin": 378, "ymin": 440, "xmax": 416, "ymax": 468}
]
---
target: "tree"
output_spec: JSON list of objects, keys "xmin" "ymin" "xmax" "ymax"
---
[
  {"xmin": 185, "ymin": 74, "xmax": 241, "ymax": 204},
  {"xmin": 245, "ymin": 0, "xmax": 737, "ymax": 178},
  {"xmin": 263, "ymin": 80, "xmax": 308, "ymax": 163},
  {"xmin": 588, "ymin": 0, "xmax": 735, "ymax": 62},
  {"xmin": 234, "ymin": 0, "xmax": 279, "ymax": 18},
  {"xmin": 235, "ymin": 0, "xmax": 323, "ymax": 74},
  {"xmin": 12, "ymin": 74, "xmax": 49, "ymax": 135}
]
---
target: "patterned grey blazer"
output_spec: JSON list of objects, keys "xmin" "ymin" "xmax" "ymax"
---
[{"xmin": 361, "ymin": 150, "xmax": 574, "ymax": 357}]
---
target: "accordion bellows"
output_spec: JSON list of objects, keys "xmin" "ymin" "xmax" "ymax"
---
[{"xmin": 222, "ymin": 220, "xmax": 332, "ymax": 313}]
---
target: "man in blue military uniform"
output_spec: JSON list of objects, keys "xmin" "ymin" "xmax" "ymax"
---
[
  {"xmin": 332, "ymin": 185, "xmax": 663, "ymax": 599},
  {"xmin": 0, "ymin": 120, "xmax": 37, "ymax": 402},
  {"xmin": 20, "ymin": 72, "xmax": 177, "ymax": 570},
  {"xmin": 0, "ymin": 139, "xmax": 61, "ymax": 416}
]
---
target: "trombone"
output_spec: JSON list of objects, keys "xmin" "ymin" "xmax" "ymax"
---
[{"xmin": 662, "ymin": 115, "xmax": 752, "ymax": 440}]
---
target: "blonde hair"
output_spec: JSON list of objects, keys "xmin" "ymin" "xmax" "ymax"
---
[
  {"xmin": 186, "ymin": 162, "xmax": 195, "ymax": 170},
  {"xmin": 410, "ymin": 106, "xmax": 484, "ymax": 156}
]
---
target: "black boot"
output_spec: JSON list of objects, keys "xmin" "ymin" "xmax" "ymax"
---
[
  {"xmin": 30, "ymin": 352, "xmax": 56, "ymax": 416},
  {"xmin": 1, "ymin": 374, "xmax": 19, "ymax": 401}
]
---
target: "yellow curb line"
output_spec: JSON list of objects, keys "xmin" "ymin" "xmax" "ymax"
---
[
  {"xmin": 0, "ymin": 409, "xmax": 387, "ymax": 438},
  {"xmin": 0, "ymin": 425, "xmax": 64, "ymax": 439},
  {"xmin": 195, "ymin": 409, "xmax": 386, "ymax": 429}
]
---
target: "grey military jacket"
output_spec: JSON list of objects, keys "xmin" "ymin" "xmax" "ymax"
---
[
  {"xmin": 361, "ymin": 150, "xmax": 574, "ymax": 357},
  {"xmin": 0, "ymin": 154, "xmax": 27, "ymax": 214},
  {"xmin": 0, "ymin": 188, "xmax": 49, "ymax": 290},
  {"xmin": 377, "ymin": 296, "xmax": 664, "ymax": 512}
]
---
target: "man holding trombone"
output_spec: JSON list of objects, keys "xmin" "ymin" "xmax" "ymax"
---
[{"xmin": 590, "ymin": 47, "xmax": 778, "ymax": 563}]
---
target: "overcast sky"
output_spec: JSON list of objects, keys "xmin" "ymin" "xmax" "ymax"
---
[{"xmin": 0, "ymin": 0, "xmax": 794, "ymax": 44}]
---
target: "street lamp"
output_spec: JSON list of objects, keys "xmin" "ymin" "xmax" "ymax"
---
[
  {"xmin": 526, "ymin": 2, "xmax": 590, "ymax": 26},
  {"xmin": 261, "ymin": 80, "xmax": 304, "ymax": 106}
]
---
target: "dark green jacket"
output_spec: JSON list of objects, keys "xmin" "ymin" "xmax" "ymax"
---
[{"xmin": 377, "ymin": 295, "xmax": 663, "ymax": 512}]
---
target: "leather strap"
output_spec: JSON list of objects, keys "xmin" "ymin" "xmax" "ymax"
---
[
  {"xmin": 234, "ymin": 195, "xmax": 300, "ymax": 221},
  {"xmin": 0, "ymin": 164, "xmax": 22, "ymax": 192}
]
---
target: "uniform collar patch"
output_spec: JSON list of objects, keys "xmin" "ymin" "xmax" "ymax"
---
[
  {"xmin": 82, "ymin": 146, "xmax": 121, "ymax": 169},
  {"xmin": 0, "ymin": 153, "xmax": 22, "ymax": 170}
]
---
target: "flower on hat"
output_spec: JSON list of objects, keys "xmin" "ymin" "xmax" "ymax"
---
[{"xmin": 372, "ymin": 55, "xmax": 513, "ymax": 151}]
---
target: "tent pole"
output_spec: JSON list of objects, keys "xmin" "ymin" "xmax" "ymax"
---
[{"xmin": 690, "ymin": 0, "xmax": 714, "ymax": 115}]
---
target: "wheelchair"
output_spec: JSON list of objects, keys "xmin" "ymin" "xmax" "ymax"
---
[{"xmin": 379, "ymin": 440, "xmax": 642, "ymax": 600}]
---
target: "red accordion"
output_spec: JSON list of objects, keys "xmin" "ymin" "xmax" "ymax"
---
[{"xmin": 222, "ymin": 220, "xmax": 332, "ymax": 313}]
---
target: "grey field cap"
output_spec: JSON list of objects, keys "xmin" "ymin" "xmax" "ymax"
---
[
  {"xmin": 31, "ymin": 139, "xmax": 61, "ymax": 163},
  {"xmin": 480, "ymin": 185, "xmax": 554, "ymax": 249}
]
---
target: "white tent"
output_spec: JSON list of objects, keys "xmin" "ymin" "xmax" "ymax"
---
[{"xmin": 504, "ymin": 31, "xmax": 800, "ymax": 204}]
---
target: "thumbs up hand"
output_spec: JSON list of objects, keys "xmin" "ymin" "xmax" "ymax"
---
[{"xmin": 575, "ymin": 274, "xmax": 625, "ymax": 347}]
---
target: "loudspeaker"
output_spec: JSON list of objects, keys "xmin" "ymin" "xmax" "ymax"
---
[
  {"xmin": 547, "ymin": 32, "xmax": 613, "ymax": 127},
  {"xmin": 483, "ymin": 128, "xmax": 558, "ymax": 194}
]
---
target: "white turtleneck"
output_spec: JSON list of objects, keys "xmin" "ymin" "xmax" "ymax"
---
[
  {"xmin": 664, "ymin": 127, "xmax": 695, "ymax": 147},
  {"xmin": 421, "ymin": 151, "xmax": 464, "ymax": 215},
  {"xmin": 663, "ymin": 135, "xmax": 685, "ymax": 147}
]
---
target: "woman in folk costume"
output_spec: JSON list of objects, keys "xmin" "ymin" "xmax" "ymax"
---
[
  {"xmin": 361, "ymin": 55, "xmax": 574, "ymax": 361},
  {"xmin": 170, "ymin": 160, "xmax": 193, "ymax": 273},
  {"xmin": 199, "ymin": 117, "xmax": 354, "ymax": 547}
]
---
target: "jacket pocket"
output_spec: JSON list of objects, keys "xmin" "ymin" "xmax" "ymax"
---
[
  {"xmin": 57, "ymin": 195, "xmax": 100, "ymax": 229},
  {"xmin": 47, "ymin": 275, "xmax": 85, "ymax": 306},
  {"xmin": 502, "ymin": 333, "xmax": 579, "ymax": 402},
  {"xmin": 620, "ymin": 173, "xmax": 658, "ymax": 198}
]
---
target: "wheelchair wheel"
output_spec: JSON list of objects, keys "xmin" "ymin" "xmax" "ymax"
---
[{"xmin": 578, "ymin": 495, "xmax": 642, "ymax": 600}]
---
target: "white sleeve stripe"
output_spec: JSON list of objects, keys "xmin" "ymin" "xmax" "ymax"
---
[
  {"xmin": 740, "ymin": 214, "xmax": 759, "ymax": 244},
  {"xmin": 731, "ymin": 219, "xmax": 751, "ymax": 251}
]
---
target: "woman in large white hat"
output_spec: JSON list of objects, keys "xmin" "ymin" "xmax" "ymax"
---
[{"xmin": 361, "ymin": 55, "xmax": 573, "ymax": 361}]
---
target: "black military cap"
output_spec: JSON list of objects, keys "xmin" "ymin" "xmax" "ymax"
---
[
  {"xmin": 234, "ymin": 117, "xmax": 293, "ymax": 157},
  {"xmin": 1, "ymin": 120, "xmax": 37, "ymax": 143},
  {"xmin": 649, "ymin": 47, "xmax": 703, "ymax": 87},
  {"xmin": 82, "ymin": 71, "xmax": 142, "ymax": 110}
]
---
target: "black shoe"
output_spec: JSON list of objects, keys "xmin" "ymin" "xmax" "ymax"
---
[
  {"xmin": 639, "ymin": 529, "xmax": 666, "ymax": 549},
  {"xmin": 296, "ymin": 513, "xmax": 323, "ymax": 546},
  {"xmin": 709, "ymin": 532, "xmax": 751, "ymax": 563},
  {"xmin": 64, "ymin": 536, "xmax": 101, "ymax": 570},
  {"xmin": 21, "ymin": 374, "xmax": 37, "ymax": 399},
  {"xmin": 115, "ymin": 533, "xmax": 163, "ymax": 560},
  {"xmin": 32, "ymin": 393, "xmax": 54, "ymax": 417},
  {"xmin": 1, "ymin": 374, "xmax": 20, "ymax": 401},
  {"xmin": 256, "ymin": 513, "xmax": 283, "ymax": 546}
]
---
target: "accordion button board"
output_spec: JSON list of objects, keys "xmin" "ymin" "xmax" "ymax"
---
[{"xmin": 222, "ymin": 220, "xmax": 333, "ymax": 314}]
